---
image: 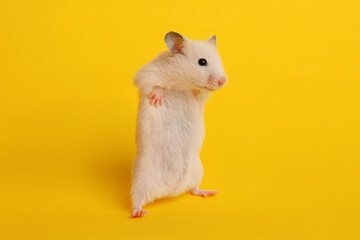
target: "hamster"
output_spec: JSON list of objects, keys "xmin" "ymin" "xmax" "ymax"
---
[{"xmin": 130, "ymin": 32, "xmax": 227, "ymax": 218}]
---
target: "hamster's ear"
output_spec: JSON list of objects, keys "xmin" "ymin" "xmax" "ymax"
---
[
  {"xmin": 165, "ymin": 32, "xmax": 185, "ymax": 54},
  {"xmin": 207, "ymin": 35, "xmax": 217, "ymax": 48}
]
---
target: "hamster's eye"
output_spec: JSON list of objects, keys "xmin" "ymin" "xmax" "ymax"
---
[{"xmin": 198, "ymin": 58, "xmax": 207, "ymax": 66}]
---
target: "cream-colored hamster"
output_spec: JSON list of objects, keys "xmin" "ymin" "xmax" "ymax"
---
[{"xmin": 130, "ymin": 32, "xmax": 227, "ymax": 218}]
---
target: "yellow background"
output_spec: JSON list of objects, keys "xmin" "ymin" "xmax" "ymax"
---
[{"xmin": 1, "ymin": 0, "xmax": 359, "ymax": 239}]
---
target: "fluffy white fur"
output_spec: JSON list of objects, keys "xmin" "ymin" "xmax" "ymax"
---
[{"xmin": 131, "ymin": 32, "xmax": 227, "ymax": 218}]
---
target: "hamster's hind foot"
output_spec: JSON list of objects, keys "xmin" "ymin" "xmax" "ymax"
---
[
  {"xmin": 190, "ymin": 187, "xmax": 218, "ymax": 198},
  {"xmin": 148, "ymin": 86, "xmax": 164, "ymax": 107},
  {"xmin": 130, "ymin": 209, "xmax": 149, "ymax": 218}
]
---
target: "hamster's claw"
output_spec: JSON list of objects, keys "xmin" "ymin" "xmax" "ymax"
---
[
  {"xmin": 149, "ymin": 87, "xmax": 164, "ymax": 107},
  {"xmin": 130, "ymin": 209, "xmax": 149, "ymax": 218},
  {"xmin": 190, "ymin": 188, "xmax": 218, "ymax": 198}
]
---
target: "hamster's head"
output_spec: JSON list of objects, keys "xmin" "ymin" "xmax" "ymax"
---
[{"xmin": 165, "ymin": 31, "xmax": 227, "ymax": 91}]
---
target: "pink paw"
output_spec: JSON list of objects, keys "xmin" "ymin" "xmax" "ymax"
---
[
  {"xmin": 149, "ymin": 87, "xmax": 164, "ymax": 107},
  {"xmin": 190, "ymin": 188, "xmax": 218, "ymax": 198},
  {"xmin": 193, "ymin": 89, "xmax": 201, "ymax": 97},
  {"xmin": 130, "ymin": 209, "xmax": 149, "ymax": 218}
]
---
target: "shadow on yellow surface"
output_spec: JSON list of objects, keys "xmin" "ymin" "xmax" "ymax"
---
[{"xmin": 93, "ymin": 153, "xmax": 133, "ymax": 212}]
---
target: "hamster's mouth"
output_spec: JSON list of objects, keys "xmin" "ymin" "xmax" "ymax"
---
[
  {"xmin": 198, "ymin": 85, "xmax": 217, "ymax": 91},
  {"xmin": 205, "ymin": 87, "xmax": 216, "ymax": 91}
]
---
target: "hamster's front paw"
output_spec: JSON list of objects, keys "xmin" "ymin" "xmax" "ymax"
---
[
  {"xmin": 192, "ymin": 89, "xmax": 201, "ymax": 97},
  {"xmin": 149, "ymin": 86, "xmax": 164, "ymax": 107}
]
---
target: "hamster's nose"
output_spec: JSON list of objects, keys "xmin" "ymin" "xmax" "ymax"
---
[{"xmin": 218, "ymin": 77, "xmax": 226, "ymax": 86}]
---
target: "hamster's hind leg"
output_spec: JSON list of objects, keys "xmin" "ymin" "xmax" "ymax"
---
[
  {"xmin": 130, "ymin": 173, "xmax": 152, "ymax": 218},
  {"xmin": 190, "ymin": 187, "xmax": 218, "ymax": 198},
  {"xmin": 130, "ymin": 190, "xmax": 149, "ymax": 218},
  {"xmin": 130, "ymin": 186, "xmax": 150, "ymax": 218},
  {"xmin": 188, "ymin": 156, "xmax": 217, "ymax": 198},
  {"xmin": 130, "ymin": 167, "xmax": 161, "ymax": 218}
]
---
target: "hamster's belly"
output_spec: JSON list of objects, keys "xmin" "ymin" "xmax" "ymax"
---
[
  {"xmin": 161, "ymin": 90, "xmax": 205, "ymax": 153},
  {"xmin": 137, "ymin": 90, "xmax": 205, "ymax": 183}
]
